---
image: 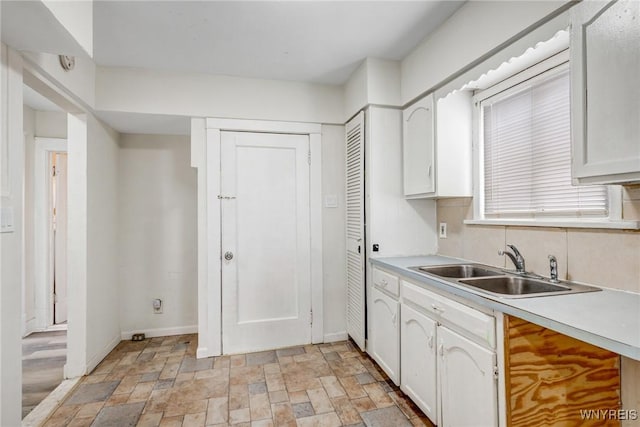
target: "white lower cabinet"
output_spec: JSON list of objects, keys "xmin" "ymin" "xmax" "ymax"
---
[
  {"xmin": 398, "ymin": 280, "xmax": 498, "ymax": 427},
  {"xmin": 438, "ymin": 325, "xmax": 498, "ymax": 427},
  {"xmin": 400, "ymin": 304, "xmax": 438, "ymax": 422},
  {"xmin": 369, "ymin": 286, "xmax": 400, "ymax": 384}
]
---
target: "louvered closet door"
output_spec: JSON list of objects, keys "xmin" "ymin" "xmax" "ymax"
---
[{"xmin": 345, "ymin": 111, "xmax": 366, "ymax": 351}]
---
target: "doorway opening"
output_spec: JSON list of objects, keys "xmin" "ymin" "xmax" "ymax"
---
[
  {"xmin": 50, "ymin": 151, "xmax": 68, "ymax": 327},
  {"xmin": 21, "ymin": 82, "xmax": 69, "ymax": 420}
]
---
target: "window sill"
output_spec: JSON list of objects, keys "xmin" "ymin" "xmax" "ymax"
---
[{"xmin": 463, "ymin": 218, "xmax": 640, "ymax": 230}]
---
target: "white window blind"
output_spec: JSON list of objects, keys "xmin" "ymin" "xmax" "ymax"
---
[{"xmin": 482, "ymin": 68, "xmax": 608, "ymax": 217}]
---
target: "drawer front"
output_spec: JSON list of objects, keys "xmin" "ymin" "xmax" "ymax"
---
[
  {"xmin": 373, "ymin": 268, "xmax": 399, "ymax": 297},
  {"xmin": 401, "ymin": 280, "xmax": 495, "ymax": 348}
]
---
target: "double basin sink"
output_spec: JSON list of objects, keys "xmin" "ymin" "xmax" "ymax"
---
[{"xmin": 411, "ymin": 264, "xmax": 600, "ymax": 298}]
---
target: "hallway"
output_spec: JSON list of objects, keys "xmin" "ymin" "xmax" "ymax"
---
[
  {"xmin": 22, "ymin": 330, "xmax": 67, "ymax": 418},
  {"xmin": 41, "ymin": 336, "xmax": 433, "ymax": 426}
]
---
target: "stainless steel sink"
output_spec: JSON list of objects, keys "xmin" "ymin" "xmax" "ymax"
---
[
  {"xmin": 459, "ymin": 276, "xmax": 572, "ymax": 297},
  {"xmin": 416, "ymin": 264, "xmax": 502, "ymax": 279},
  {"xmin": 458, "ymin": 275, "xmax": 603, "ymax": 298},
  {"xmin": 411, "ymin": 263, "xmax": 601, "ymax": 298}
]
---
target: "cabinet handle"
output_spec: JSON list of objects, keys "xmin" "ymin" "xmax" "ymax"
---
[
  {"xmin": 428, "ymin": 335, "xmax": 434, "ymax": 349},
  {"xmin": 438, "ymin": 344, "xmax": 444, "ymax": 357},
  {"xmin": 431, "ymin": 303, "xmax": 444, "ymax": 313},
  {"xmin": 391, "ymin": 313, "xmax": 397, "ymax": 325},
  {"xmin": 381, "ymin": 279, "xmax": 388, "ymax": 287},
  {"xmin": 427, "ymin": 164, "xmax": 432, "ymax": 177}
]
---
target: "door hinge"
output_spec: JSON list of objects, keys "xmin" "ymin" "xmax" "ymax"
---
[
  {"xmin": 52, "ymin": 165, "xmax": 57, "ymax": 177},
  {"xmin": 310, "ymin": 309, "xmax": 313, "ymax": 325},
  {"xmin": 493, "ymin": 365, "xmax": 499, "ymax": 380},
  {"xmin": 53, "ymin": 293, "xmax": 58, "ymax": 303},
  {"xmin": 307, "ymin": 150, "xmax": 311, "ymax": 165}
]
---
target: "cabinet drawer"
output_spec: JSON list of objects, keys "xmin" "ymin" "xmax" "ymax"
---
[
  {"xmin": 401, "ymin": 280, "xmax": 495, "ymax": 348},
  {"xmin": 373, "ymin": 268, "xmax": 399, "ymax": 297}
]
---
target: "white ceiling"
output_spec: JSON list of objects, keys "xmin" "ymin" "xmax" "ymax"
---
[{"xmin": 93, "ymin": 1, "xmax": 465, "ymax": 85}]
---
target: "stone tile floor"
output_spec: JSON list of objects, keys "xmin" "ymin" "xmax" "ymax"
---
[{"xmin": 44, "ymin": 335, "xmax": 435, "ymax": 427}]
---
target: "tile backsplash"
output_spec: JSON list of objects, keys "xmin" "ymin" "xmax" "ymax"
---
[{"xmin": 436, "ymin": 194, "xmax": 640, "ymax": 294}]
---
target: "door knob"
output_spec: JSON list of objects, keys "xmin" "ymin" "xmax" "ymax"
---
[{"xmin": 224, "ymin": 251, "xmax": 234, "ymax": 260}]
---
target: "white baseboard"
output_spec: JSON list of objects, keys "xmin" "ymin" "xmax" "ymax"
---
[
  {"xmin": 121, "ymin": 325, "xmax": 198, "ymax": 341},
  {"xmin": 24, "ymin": 318, "xmax": 38, "ymax": 337},
  {"xmin": 324, "ymin": 331, "xmax": 348, "ymax": 343}
]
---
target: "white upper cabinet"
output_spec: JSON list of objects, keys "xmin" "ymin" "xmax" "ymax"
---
[
  {"xmin": 403, "ymin": 94, "xmax": 435, "ymax": 197},
  {"xmin": 403, "ymin": 91, "xmax": 472, "ymax": 198},
  {"xmin": 570, "ymin": 0, "xmax": 640, "ymax": 184}
]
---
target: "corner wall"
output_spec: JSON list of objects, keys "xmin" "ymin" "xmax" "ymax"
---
[
  {"xmin": 320, "ymin": 124, "xmax": 347, "ymax": 341},
  {"xmin": 0, "ymin": 44, "xmax": 24, "ymax": 426},
  {"xmin": 85, "ymin": 115, "xmax": 121, "ymax": 371},
  {"xmin": 118, "ymin": 133, "xmax": 197, "ymax": 338}
]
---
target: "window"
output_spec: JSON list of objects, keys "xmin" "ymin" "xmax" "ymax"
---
[{"xmin": 474, "ymin": 53, "xmax": 610, "ymax": 220}]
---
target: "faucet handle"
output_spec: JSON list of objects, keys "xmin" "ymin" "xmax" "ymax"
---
[
  {"xmin": 548, "ymin": 254, "xmax": 559, "ymax": 283},
  {"xmin": 507, "ymin": 244, "xmax": 523, "ymax": 258}
]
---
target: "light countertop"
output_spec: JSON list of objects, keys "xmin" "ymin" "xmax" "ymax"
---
[{"xmin": 370, "ymin": 255, "xmax": 640, "ymax": 361}]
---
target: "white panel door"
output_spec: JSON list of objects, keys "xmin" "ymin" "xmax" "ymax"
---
[
  {"xmin": 400, "ymin": 304, "xmax": 437, "ymax": 424},
  {"xmin": 345, "ymin": 111, "xmax": 366, "ymax": 351},
  {"xmin": 221, "ymin": 131, "xmax": 311, "ymax": 354},
  {"xmin": 369, "ymin": 287, "xmax": 399, "ymax": 384},
  {"xmin": 53, "ymin": 153, "xmax": 68, "ymax": 324},
  {"xmin": 438, "ymin": 326, "xmax": 497, "ymax": 427}
]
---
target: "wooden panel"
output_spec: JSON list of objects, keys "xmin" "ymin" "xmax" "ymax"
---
[{"xmin": 505, "ymin": 315, "xmax": 621, "ymax": 427}]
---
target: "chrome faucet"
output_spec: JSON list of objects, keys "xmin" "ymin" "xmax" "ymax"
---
[
  {"xmin": 499, "ymin": 244, "xmax": 526, "ymax": 274},
  {"xmin": 548, "ymin": 255, "xmax": 559, "ymax": 283}
]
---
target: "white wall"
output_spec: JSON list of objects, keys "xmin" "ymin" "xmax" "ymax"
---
[
  {"xmin": 0, "ymin": 44, "xmax": 24, "ymax": 427},
  {"xmin": 401, "ymin": 1, "xmax": 568, "ymax": 103},
  {"xmin": 36, "ymin": 110, "xmax": 67, "ymax": 138},
  {"xmin": 23, "ymin": 106, "xmax": 36, "ymax": 334},
  {"xmin": 85, "ymin": 115, "xmax": 121, "ymax": 371},
  {"xmin": 320, "ymin": 125, "xmax": 347, "ymax": 340},
  {"xmin": 365, "ymin": 106, "xmax": 437, "ymax": 259},
  {"xmin": 96, "ymin": 66, "xmax": 345, "ymax": 125},
  {"xmin": 118, "ymin": 134, "xmax": 197, "ymax": 338}
]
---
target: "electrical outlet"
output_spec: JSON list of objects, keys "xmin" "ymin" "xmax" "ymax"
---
[
  {"xmin": 439, "ymin": 222, "xmax": 447, "ymax": 239},
  {"xmin": 153, "ymin": 298, "xmax": 163, "ymax": 314}
]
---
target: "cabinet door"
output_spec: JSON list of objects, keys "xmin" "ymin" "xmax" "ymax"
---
[
  {"xmin": 438, "ymin": 326, "xmax": 497, "ymax": 427},
  {"xmin": 400, "ymin": 304, "xmax": 437, "ymax": 424},
  {"xmin": 403, "ymin": 94, "xmax": 435, "ymax": 197},
  {"xmin": 369, "ymin": 287, "xmax": 400, "ymax": 384},
  {"xmin": 571, "ymin": 0, "xmax": 640, "ymax": 184}
]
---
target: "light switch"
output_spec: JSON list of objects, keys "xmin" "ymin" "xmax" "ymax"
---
[
  {"xmin": 324, "ymin": 195, "xmax": 338, "ymax": 208},
  {"xmin": 0, "ymin": 207, "xmax": 14, "ymax": 233}
]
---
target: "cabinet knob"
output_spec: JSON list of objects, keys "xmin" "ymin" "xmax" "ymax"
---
[{"xmin": 431, "ymin": 303, "xmax": 444, "ymax": 313}]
